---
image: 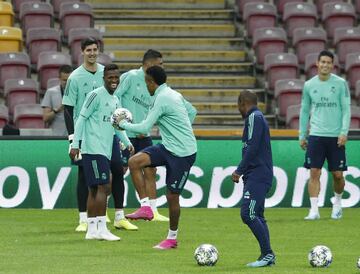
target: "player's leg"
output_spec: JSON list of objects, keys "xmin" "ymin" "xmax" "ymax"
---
[
  {"xmin": 304, "ymin": 136, "xmax": 325, "ymax": 220},
  {"xmin": 76, "ymin": 165, "xmax": 88, "ymax": 232},
  {"xmin": 327, "ymin": 137, "xmax": 347, "ymax": 219}
]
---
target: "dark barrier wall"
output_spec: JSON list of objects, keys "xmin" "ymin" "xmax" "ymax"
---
[{"xmin": 0, "ymin": 139, "xmax": 359, "ymax": 208}]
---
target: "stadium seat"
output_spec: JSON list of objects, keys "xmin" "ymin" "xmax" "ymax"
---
[
  {"xmin": 236, "ymin": 0, "xmax": 265, "ymax": 18},
  {"xmin": 59, "ymin": 2, "xmax": 93, "ymax": 41},
  {"xmin": 355, "ymin": 80, "xmax": 360, "ymax": 102},
  {"xmin": 47, "ymin": 78, "xmax": 60, "ymax": 90},
  {"xmin": 252, "ymin": 27, "xmax": 287, "ymax": 65},
  {"xmin": 345, "ymin": 52, "xmax": 360, "ymax": 91},
  {"xmin": 285, "ymin": 104, "xmax": 301, "ymax": 129},
  {"xmin": 304, "ymin": 53, "xmax": 340, "ymax": 79},
  {"xmin": 0, "ymin": 52, "xmax": 30, "ymax": 91},
  {"xmin": 243, "ymin": 2, "xmax": 276, "ymax": 38},
  {"xmin": 4, "ymin": 78, "xmax": 38, "ymax": 116},
  {"xmin": 0, "ymin": 2, "xmax": 14, "ymax": 27},
  {"xmin": 11, "ymin": 0, "xmax": 41, "ymax": 17},
  {"xmin": 350, "ymin": 105, "xmax": 360, "ymax": 128},
  {"xmin": 283, "ymin": 2, "xmax": 317, "ymax": 38},
  {"xmin": 51, "ymin": 0, "xmax": 82, "ymax": 18},
  {"xmin": 13, "ymin": 103, "xmax": 44, "ymax": 129},
  {"xmin": 333, "ymin": 27, "xmax": 360, "ymax": 66},
  {"xmin": 354, "ymin": 0, "xmax": 360, "ymax": 15},
  {"xmin": 264, "ymin": 53, "xmax": 298, "ymax": 91},
  {"xmin": 37, "ymin": 52, "xmax": 71, "ymax": 92},
  {"xmin": 68, "ymin": 27, "xmax": 103, "ymax": 64},
  {"xmin": 293, "ymin": 27, "xmax": 327, "ymax": 65},
  {"xmin": 0, "ymin": 27, "xmax": 22, "ymax": 53},
  {"xmin": 316, "ymin": 0, "xmax": 346, "ymax": 15},
  {"xmin": 274, "ymin": 0, "xmax": 305, "ymax": 15},
  {"xmin": 0, "ymin": 105, "xmax": 9, "ymax": 128},
  {"xmin": 19, "ymin": 2, "xmax": 53, "ymax": 36},
  {"xmin": 274, "ymin": 79, "xmax": 304, "ymax": 121},
  {"xmin": 77, "ymin": 52, "xmax": 112, "ymax": 67},
  {"xmin": 322, "ymin": 2, "xmax": 356, "ymax": 39},
  {"xmin": 26, "ymin": 28, "xmax": 61, "ymax": 66}
]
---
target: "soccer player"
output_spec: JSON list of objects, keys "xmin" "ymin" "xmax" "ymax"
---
[
  {"xmin": 115, "ymin": 49, "xmax": 169, "ymax": 221},
  {"xmin": 63, "ymin": 37, "xmax": 137, "ymax": 232},
  {"xmin": 41, "ymin": 65, "xmax": 73, "ymax": 136},
  {"xmin": 299, "ymin": 50, "xmax": 351, "ymax": 220},
  {"xmin": 232, "ymin": 90, "xmax": 275, "ymax": 267},
  {"xmin": 112, "ymin": 66, "xmax": 197, "ymax": 249},
  {"xmin": 70, "ymin": 64, "xmax": 131, "ymax": 240}
]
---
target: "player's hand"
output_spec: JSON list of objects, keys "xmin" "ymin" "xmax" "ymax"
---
[
  {"xmin": 111, "ymin": 113, "xmax": 127, "ymax": 130},
  {"xmin": 69, "ymin": 148, "xmax": 80, "ymax": 160},
  {"xmin": 300, "ymin": 139, "xmax": 307, "ymax": 150},
  {"xmin": 337, "ymin": 135, "xmax": 347, "ymax": 147},
  {"xmin": 231, "ymin": 171, "xmax": 241, "ymax": 183},
  {"xmin": 127, "ymin": 144, "xmax": 135, "ymax": 156}
]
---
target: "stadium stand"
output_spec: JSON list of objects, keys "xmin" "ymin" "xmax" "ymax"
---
[
  {"xmin": 283, "ymin": 2, "xmax": 317, "ymax": 38},
  {"xmin": 333, "ymin": 27, "xmax": 360, "ymax": 66},
  {"xmin": 0, "ymin": 52, "xmax": 30, "ymax": 92},
  {"xmin": 4, "ymin": 78, "xmax": 38, "ymax": 116},
  {"xmin": 345, "ymin": 52, "xmax": 360, "ymax": 92},
  {"xmin": 19, "ymin": 2, "xmax": 53, "ymax": 36},
  {"xmin": 243, "ymin": 2, "xmax": 276, "ymax": 38},
  {"xmin": 304, "ymin": 53, "xmax": 340, "ymax": 79},
  {"xmin": 77, "ymin": 52, "xmax": 112, "ymax": 67},
  {"xmin": 0, "ymin": 26, "xmax": 22, "ymax": 53},
  {"xmin": 0, "ymin": 104, "xmax": 9, "ymax": 128},
  {"xmin": 285, "ymin": 104, "xmax": 301, "ymax": 129},
  {"xmin": 274, "ymin": 0, "xmax": 305, "ymax": 15},
  {"xmin": 350, "ymin": 105, "xmax": 360, "ymax": 128},
  {"xmin": 26, "ymin": 27, "xmax": 61, "ymax": 66},
  {"xmin": 13, "ymin": 103, "xmax": 44, "ymax": 129},
  {"xmin": 0, "ymin": 2, "xmax": 14, "ymax": 27},
  {"xmin": 356, "ymin": 80, "xmax": 360, "ymax": 103},
  {"xmin": 264, "ymin": 52, "xmax": 299, "ymax": 92},
  {"xmin": 11, "ymin": 0, "xmax": 41, "ymax": 17}
]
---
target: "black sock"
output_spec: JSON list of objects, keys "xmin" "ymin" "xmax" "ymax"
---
[
  {"xmin": 111, "ymin": 162, "xmax": 124, "ymax": 209},
  {"xmin": 77, "ymin": 166, "xmax": 88, "ymax": 212}
]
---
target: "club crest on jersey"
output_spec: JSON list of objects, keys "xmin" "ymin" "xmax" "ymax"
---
[
  {"xmin": 101, "ymin": 173, "xmax": 107, "ymax": 180},
  {"xmin": 244, "ymin": 191, "xmax": 250, "ymax": 199}
]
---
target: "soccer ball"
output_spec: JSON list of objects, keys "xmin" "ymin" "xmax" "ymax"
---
[
  {"xmin": 308, "ymin": 245, "xmax": 332, "ymax": 267},
  {"xmin": 357, "ymin": 257, "xmax": 360, "ymax": 269},
  {"xmin": 194, "ymin": 244, "xmax": 218, "ymax": 266},
  {"xmin": 111, "ymin": 107, "xmax": 132, "ymax": 130}
]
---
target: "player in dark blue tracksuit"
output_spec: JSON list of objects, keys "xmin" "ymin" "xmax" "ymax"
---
[{"xmin": 232, "ymin": 90, "xmax": 275, "ymax": 268}]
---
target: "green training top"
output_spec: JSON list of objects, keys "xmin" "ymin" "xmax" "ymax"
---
[
  {"xmin": 120, "ymin": 83, "xmax": 197, "ymax": 157},
  {"xmin": 62, "ymin": 63, "xmax": 104, "ymax": 124},
  {"xmin": 299, "ymin": 74, "xmax": 351, "ymax": 140},
  {"xmin": 72, "ymin": 86, "xmax": 130, "ymax": 160},
  {"xmin": 114, "ymin": 67, "xmax": 153, "ymax": 138}
]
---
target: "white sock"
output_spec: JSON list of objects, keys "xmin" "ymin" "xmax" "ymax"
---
[
  {"xmin": 87, "ymin": 217, "xmax": 97, "ymax": 234},
  {"xmin": 149, "ymin": 199, "xmax": 158, "ymax": 213},
  {"xmin": 140, "ymin": 197, "xmax": 150, "ymax": 207},
  {"xmin": 106, "ymin": 195, "xmax": 110, "ymax": 207},
  {"xmin": 167, "ymin": 229, "xmax": 178, "ymax": 240},
  {"xmin": 114, "ymin": 210, "xmax": 124, "ymax": 221},
  {"xmin": 97, "ymin": 216, "xmax": 107, "ymax": 233},
  {"xmin": 334, "ymin": 192, "xmax": 343, "ymax": 206},
  {"xmin": 310, "ymin": 197, "xmax": 319, "ymax": 213},
  {"xmin": 79, "ymin": 212, "xmax": 87, "ymax": 223}
]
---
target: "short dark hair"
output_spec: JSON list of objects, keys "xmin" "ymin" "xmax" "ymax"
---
[
  {"xmin": 318, "ymin": 50, "xmax": 334, "ymax": 62},
  {"xmin": 146, "ymin": 66, "xmax": 167, "ymax": 85},
  {"xmin": 142, "ymin": 49, "xmax": 162, "ymax": 64},
  {"xmin": 81, "ymin": 37, "xmax": 99, "ymax": 51},
  {"xmin": 59, "ymin": 65, "xmax": 73, "ymax": 74},
  {"xmin": 238, "ymin": 90, "xmax": 258, "ymax": 105},
  {"xmin": 104, "ymin": 63, "xmax": 119, "ymax": 75}
]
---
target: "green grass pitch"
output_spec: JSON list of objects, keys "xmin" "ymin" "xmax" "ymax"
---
[{"xmin": 1, "ymin": 208, "xmax": 359, "ymax": 274}]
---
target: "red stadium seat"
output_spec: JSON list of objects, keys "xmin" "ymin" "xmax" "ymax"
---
[
  {"xmin": 0, "ymin": 104, "xmax": 9, "ymax": 128},
  {"xmin": 316, "ymin": 0, "xmax": 346, "ymax": 15},
  {"xmin": 0, "ymin": 52, "xmax": 30, "ymax": 91},
  {"xmin": 354, "ymin": 0, "xmax": 360, "ymax": 14},
  {"xmin": 19, "ymin": 2, "xmax": 53, "ymax": 36},
  {"xmin": 264, "ymin": 53, "xmax": 298, "ymax": 91},
  {"xmin": 253, "ymin": 27, "xmax": 287, "ymax": 65},
  {"xmin": 13, "ymin": 103, "xmax": 44, "ymax": 129},
  {"xmin": 236, "ymin": 0, "xmax": 265, "ymax": 18},
  {"xmin": 4, "ymin": 78, "xmax": 38, "ymax": 116},
  {"xmin": 293, "ymin": 27, "xmax": 327, "ymax": 65},
  {"xmin": 46, "ymin": 78, "xmax": 60, "ymax": 90},
  {"xmin": 274, "ymin": 0, "xmax": 305, "ymax": 14},
  {"xmin": 322, "ymin": 2, "xmax": 356, "ymax": 39},
  {"xmin": 304, "ymin": 53, "xmax": 340, "ymax": 79},
  {"xmin": 333, "ymin": 27, "xmax": 360, "ymax": 66},
  {"xmin": 26, "ymin": 27, "xmax": 61, "ymax": 66},
  {"xmin": 275, "ymin": 79, "xmax": 304, "ymax": 121},
  {"xmin": 0, "ymin": 2, "xmax": 15, "ymax": 27},
  {"xmin": 243, "ymin": 2, "xmax": 276, "ymax": 38},
  {"xmin": 68, "ymin": 27, "xmax": 103, "ymax": 64},
  {"xmin": 355, "ymin": 80, "xmax": 360, "ymax": 102},
  {"xmin": 37, "ymin": 52, "xmax": 71, "ymax": 93},
  {"xmin": 11, "ymin": 0, "xmax": 41, "ymax": 17},
  {"xmin": 285, "ymin": 104, "xmax": 301, "ymax": 129},
  {"xmin": 350, "ymin": 105, "xmax": 360, "ymax": 128},
  {"xmin": 51, "ymin": 0, "xmax": 82, "ymax": 18},
  {"xmin": 283, "ymin": 2, "xmax": 317, "ymax": 38},
  {"xmin": 59, "ymin": 2, "xmax": 93, "ymax": 41},
  {"xmin": 345, "ymin": 52, "xmax": 360, "ymax": 91},
  {"xmin": 77, "ymin": 52, "xmax": 112, "ymax": 67}
]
